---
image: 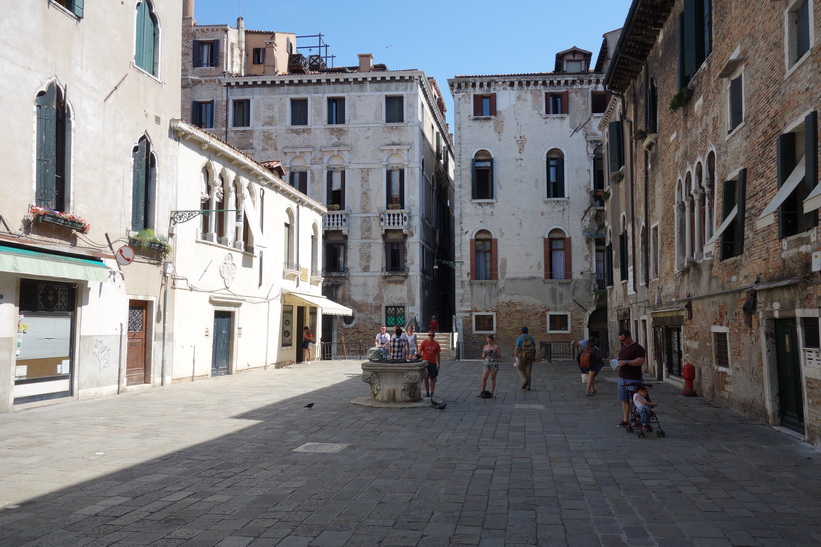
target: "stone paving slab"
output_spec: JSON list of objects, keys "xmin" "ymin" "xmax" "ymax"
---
[{"xmin": 0, "ymin": 359, "xmax": 820, "ymax": 545}]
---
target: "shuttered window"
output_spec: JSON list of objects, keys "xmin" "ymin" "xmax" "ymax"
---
[
  {"xmin": 545, "ymin": 92, "xmax": 569, "ymax": 115},
  {"xmin": 291, "ymin": 99, "xmax": 308, "ymax": 125},
  {"xmin": 131, "ymin": 137, "xmax": 155, "ymax": 232},
  {"xmin": 191, "ymin": 101, "xmax": 215, "ymax": 128},
  {"xmin": 192, "ymin": 40, "xmax": 220, "ymax": 68},
  {"xmin": 720, "ymin": 169, "xmax": 745, "ymax": 259},
  {"xmin": 471, "ymin": 230, "xmax": 497, "ymax": 281},
  {"xmin": 473, "ymin": 94, "xmax": 496, "ymax": 117},
  {"xmin": 777, "ymin": 116, "xmax": 817, "ymax": 238},
  {"xmin": 135, "ymin": 1, "xmax": 158, "ymax": 76},
  {"xmin": 546, "ymin": 150, "xmax": 565, "ymax": 198},
  {"xmin": 608, "ymin": 121, "xmax": 624, "ymax": 175},
  {"xmin": 232, "ymin": 99, "xmax": 250, "ymax": 127},
  {"xmin": 678, "ymin": 0, "xmax": 712, "ymax": 87},
  {"xmin": 385, "ymin": 96, "xmax": 404, "ymax": 123},
  {"xmin": 35, "ymin": 83, "xmax": 67, "ymax": 212},
  {"xmin": 728, "ymin": 74, "xmax": 743, "ymax": 132},
  {"xmin": 55, "ymin": 0, "xmax": 84, "ymax": 18}
]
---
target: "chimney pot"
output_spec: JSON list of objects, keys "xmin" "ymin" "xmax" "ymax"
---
[{"xmin": 358, "ymin": 53, "xmax": 373, "ymax": 72}]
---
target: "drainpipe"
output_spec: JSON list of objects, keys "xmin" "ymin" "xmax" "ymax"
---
[
  {"xmin": 117, "ymin": 322, "xmax": 124, "ymax": 394},
  {"xmin": 161, "ymin": 264, "xmax": 170, "ymax": 386}
]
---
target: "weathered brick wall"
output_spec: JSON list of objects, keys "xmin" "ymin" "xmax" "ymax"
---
[{"xmin": 605, "ymin": 0, "xmax": 821, "ymax": 444}]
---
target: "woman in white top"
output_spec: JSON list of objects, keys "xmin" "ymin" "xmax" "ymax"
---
[{"xmin": 406, "ymin": 324, "xmax": 418, "ymax": 358}]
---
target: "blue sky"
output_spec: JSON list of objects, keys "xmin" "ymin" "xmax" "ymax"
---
[{"xmin": 192, "ymin": 0, "xmax": 634, "ymax": 128}]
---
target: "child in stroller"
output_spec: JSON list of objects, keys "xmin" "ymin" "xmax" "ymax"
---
[{"xmin": 628, "ymin": 384, "xmax": 665, "ymax": 438}]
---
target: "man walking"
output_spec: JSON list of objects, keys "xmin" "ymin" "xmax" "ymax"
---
[
  {"xmin": 514, "ymin": 327, "xmax": 537, "ymax": 390},
  {"xmin": 419, "ymin": 330, "xmax": 441, "ymax": 398},
  {"xmin": 616, "ymin": 329, "xmax": 645, "ymax": 427}
]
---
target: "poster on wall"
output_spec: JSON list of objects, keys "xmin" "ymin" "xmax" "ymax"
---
[{"xmin": 282, "ymin": 305, "xmax": 293, "ymax": 347}]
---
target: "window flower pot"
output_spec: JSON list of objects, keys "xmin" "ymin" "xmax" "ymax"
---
[{"xmin": 30, "ymin": 206, "xmax": 90, "ymax": 234}]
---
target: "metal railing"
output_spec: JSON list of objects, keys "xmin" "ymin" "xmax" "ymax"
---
[
  {"xmin": 318, "ymin": 341, "xmax": 372, "ymax": 361},
  {"xmin": 457, "ymin": 340, "xmax": 575, "ymax": 362}
]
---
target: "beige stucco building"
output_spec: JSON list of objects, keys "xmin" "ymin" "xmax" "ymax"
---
[{"xmin": 0, "ymin": 0, "xmax": 183, "ymax": 410}]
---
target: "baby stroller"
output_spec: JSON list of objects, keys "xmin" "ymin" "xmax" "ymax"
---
[{"xmin": 625, "ymin": 383, "xmax": 665, "ymax": 438}]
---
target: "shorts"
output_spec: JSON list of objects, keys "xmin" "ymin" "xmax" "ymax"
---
[
  {"xmin": 302, "ymin": 340, "xmax": 310, "ymax": 349},
  {"xmin": 483, "ymin": 360, "xmax": 499, "ymax": 371},
  {"xmin": 618, "ymin": 377, "xmax": 642, "ymax": 401},
  {"xmin": 426, "ymin": 361, "xmax": 439, "ymax": 379}
]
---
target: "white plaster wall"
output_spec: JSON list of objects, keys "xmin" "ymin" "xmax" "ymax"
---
[{"xmin": 450, "ymin": 75, "xmax": 605, "ymax": 342}]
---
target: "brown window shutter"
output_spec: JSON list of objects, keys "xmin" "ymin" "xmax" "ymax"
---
[
  {"xmin": 545, "ymin": 93, "xmax": 550, "ymax": 114},
  {"xmin": 544, "ymin": 238, "xmax": 550, "ymax": 279},
  {"xmin": 490, "ymin": 93, "xmax": 496, "ymax": 116},
  {"xmin": 490, "ymin": 238, "xmax": 498, "ymax": 280},
  {"xmin": 470, "ymin": 239, "xmax": 477, "ymax": 280},
  {"xmin": 473, "ymin": 96, "xmax": 482, "ymax": 117},
  {"xmin": 564, "ymin": 237, "xmax": 572, "ymax": 280},
  {"xmin": 562, "ymin": 91, "xmax": 569, "ymax": 114}
]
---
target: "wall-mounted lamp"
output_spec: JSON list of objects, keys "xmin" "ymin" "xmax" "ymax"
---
[{"xmin": 433, "ymin": 259, "xmax": 462, "ymax": 270}]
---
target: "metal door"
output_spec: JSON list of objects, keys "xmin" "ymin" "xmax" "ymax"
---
[
  {"xmin": 126, "ymin": 301, "xmax": 147, "ymax": 385},
  {"xmin": 775, "ymin": 318, "xmax": 804, "ymax": 433},
  {"xmin": 211, "ymin": 311, "xmax": 231, "ymax": 376}
]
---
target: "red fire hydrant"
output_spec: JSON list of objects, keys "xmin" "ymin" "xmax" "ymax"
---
[{"xmin": 682, "ymin": 363, "xmax": 697, "ymax": 397}]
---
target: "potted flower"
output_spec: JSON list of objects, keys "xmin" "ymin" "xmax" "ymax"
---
[
  {"xmin": 30, "ymin": 206, "xmax": 90, "ymax": 233},
  {"xmin": 130, "ymin": 228, "xmax": 171, "ymax": 253},
  {"xmin": 387, "ymin": 203, "xmax": 402, "ymax": 210},
  {"xmin": 327, "ymin": 204, "xmax": 341, "ymax": 211}
]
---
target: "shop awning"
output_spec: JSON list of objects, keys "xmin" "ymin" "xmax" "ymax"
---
[
  {"xmin": 0, "ymin": 244, "xmax": 110, "ymax": 282},
  {"xmin": 283, "ymin": 290, "xmax": 353, "ymax": 316}
]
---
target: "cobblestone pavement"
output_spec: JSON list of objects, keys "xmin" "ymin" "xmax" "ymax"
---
[{"xmin": 1, "ymin": 358, "xmax": 820, "ymax": 546}]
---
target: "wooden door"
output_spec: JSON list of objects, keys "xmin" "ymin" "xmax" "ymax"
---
[
  {"xmin": 126, "ymin": 301, "xmax": 147, "ymax": 385},
  {"xmin": 775, "ymin": 319, "xmax": 804, "ymax": 433}
]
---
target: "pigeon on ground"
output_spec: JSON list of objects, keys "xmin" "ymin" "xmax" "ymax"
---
[
  {"xmin": 304, "ymin": 403, "xmax": 315, "ymax": 408},
  {"xmin": 434, "ymin": 402, "xmax": 447, "ymax": 410}
]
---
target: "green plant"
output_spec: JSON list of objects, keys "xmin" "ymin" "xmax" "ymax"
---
[
  {"xmin": 327, "ymin": 204, "xmax": 341, "ymax": 211},
  {"xmin": 387, "ymin": 203, "xmax": 402, "ymax": 210},
  {"xmin": 130, "ymin": 228, "xmax": 170, "ymax": 252},
  {"xmin": 669, "ymin": 87, "xmax": 693, "ymax": 112}
]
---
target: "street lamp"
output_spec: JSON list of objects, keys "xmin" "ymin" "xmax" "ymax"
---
[{"xmin": 433, "ymin": 259, "xmax": 461, "ymax": 270}]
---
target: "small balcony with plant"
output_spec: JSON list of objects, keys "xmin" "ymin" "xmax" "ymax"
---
[{"xmin": 29, "ymin": 206, "xmax": 90, "ymax": 234}]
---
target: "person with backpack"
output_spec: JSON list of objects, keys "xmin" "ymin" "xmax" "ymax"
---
[
  {"xmin": 581, "ymin": 336, "xmax": 605, "ymax": 396},
  {"xmin": 514, "ymin": 327, "xmax": 537, "ymax": 390}
]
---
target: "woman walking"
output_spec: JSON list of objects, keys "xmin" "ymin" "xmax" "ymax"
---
[{"xmin": 478, "ymin": 335, "xmax": 502, "ymax": 398}]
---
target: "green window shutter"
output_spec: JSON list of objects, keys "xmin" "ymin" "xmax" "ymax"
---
[
  {"xmin": 73, "ymin": 0, "xmax": 84, "ymax": 18},
  {"xmin": 735, "ymin": 169, "xmax": 746, "ymax": 256},
  {"xmin": 805, "ymin": 111, "xmax": 818, "ymax": 192},
  {"xmin": 399, "ymin": 169, "xmax": 405, "ymax": 208},
  {"xmin": 608, "ymin": 121, "xmax": 623, "ymax": 174},
  {"xmin": 557, "ymin": 157, "xmax": 565, "ymax": 198},
  {"xmin": 211, "ymin": 39, "xmax": 220, "ymax": 68},
  {"xmin": 132, "ymin": 139, "xmax": 148, "ymax": 231},
  {"xmin": 729, "ymin": 75, "xmax": 743, "ymax": 130},
  {"xmin": 471, "ymin": 158, "xmax": 477, "ymax": 199},
  {"xmin": 776, "ymin": 133, "xmax": 795, "ymax": 239},
  {"xmin": 35, "ymin": 85, "xmax": 58, "ymax": 209},
  {"xmin": 135, "ymin": 3, "xmax": 146, "ymax": 69}
]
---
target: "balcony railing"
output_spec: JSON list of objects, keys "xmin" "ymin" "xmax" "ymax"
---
[
  {"xmin": 380, "ymin": 209, "xmax": 409, "ymax": 233},
  {"xmin": 323, "ymin": 210, "xmax": 349, "ymax": 234}
]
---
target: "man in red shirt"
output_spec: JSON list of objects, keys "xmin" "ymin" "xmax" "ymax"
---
[{"xmin": 419, "ymin": 330, "xmax": 441, "ymax": 398}]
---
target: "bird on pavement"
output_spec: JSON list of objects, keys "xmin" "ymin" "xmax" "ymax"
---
[
  {"xmin": 304, "ymin": 403, "xmax": 314, "ymax": 408},
  {"xmin": 433, "ymin": 402, "xmax": 447, "ymax": 410}
]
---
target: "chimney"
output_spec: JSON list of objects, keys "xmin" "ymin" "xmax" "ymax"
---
[
  {"xmin": 358, "ymin": 53, "xmax": 373, "ymax": 72},
  {"xmin": 183, "ymin": 0, "xmax": 194, "ymax": 19}
]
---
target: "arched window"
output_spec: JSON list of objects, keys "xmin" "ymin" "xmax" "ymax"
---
[
  {"xmin": 472, "ymin": 150, "xmax": 494, "ymax": 200},
  {"xmin": 545, "ymin": 228, "xmax": 571, "ymax": 280},
  {"xmin": 131, "ymin": 136, "xmax": 156, "ymax": 231},
  {"xmin": 135, "ymin": 1, "xmax": 159, "ymax": 76},
  {"xmin": 705, "ymin": 151, "xmax": 716, "ymax": 243},
  {"xmin": 35, "ymin": 82, "xmax": 70, "ymax": 211},
  {"xmin": 200, "ymin": 168, "xmax": 211, "ymax": 236},
  {"xmin": 471, "ymin": 229, "xmax": 497, "ymax": 281},
  {"xmin": 546, "ymin": 149, "xmax": 565, "ymax": 198},
  {"xmin": 215, "ymin": 175, "xmax": 226, "ymax": 242},
  {"xmin": 675, "ymin": 181, "xmax": 685, "ymax": 270}
]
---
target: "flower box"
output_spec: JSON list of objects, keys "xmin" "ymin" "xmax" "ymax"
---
[{"xmin": 30, "ymin": 206, "xmax": 90, "ymax": 233}]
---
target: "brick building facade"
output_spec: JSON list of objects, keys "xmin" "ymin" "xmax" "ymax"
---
[{"xmin": 602, "ymin": 0, "xmax": 821, "ymax": 445}]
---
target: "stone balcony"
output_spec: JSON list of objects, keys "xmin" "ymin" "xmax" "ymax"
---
[
  {"xmin": 323, "ymin": 210, "xmax": 349, "ymax": 235},
  {"xmin": 379, "ymin": 209, "xmax": 409, "ymax": 234}
]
